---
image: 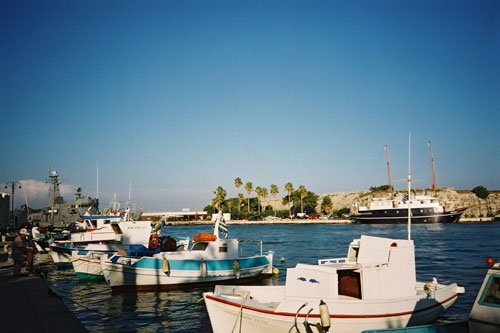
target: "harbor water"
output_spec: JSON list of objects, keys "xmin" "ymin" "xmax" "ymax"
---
[{"xmin": 41, "ymin": 222, "xmax": 500, "ymax": 332}]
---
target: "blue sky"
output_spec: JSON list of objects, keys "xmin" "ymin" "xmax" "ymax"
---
[{"xmin": 1, "ymin": 0, "xmax": 499, "ymax": 212}]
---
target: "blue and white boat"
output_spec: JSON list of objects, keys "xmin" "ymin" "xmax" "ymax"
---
[{"xmin": 101, "ymin": 213, "xmax": 274, "ymax": 291}]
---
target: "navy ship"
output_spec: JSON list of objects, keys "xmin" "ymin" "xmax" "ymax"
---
[{"xmin": 27, "ymin": 171, "xmax": 99, "ymax": 228}]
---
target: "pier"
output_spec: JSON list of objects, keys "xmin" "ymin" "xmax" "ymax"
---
[{"xmin": 0, "ymin": 260, "xmax": 87, "ymax": 332}]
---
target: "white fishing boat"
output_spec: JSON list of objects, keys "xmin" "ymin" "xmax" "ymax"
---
[
  {"xmin": 101, "ymin": 213, "xmax": 274, "ymax": 291},
  {"xmin": 72, "ymin": 234, "xmax": 190, "ymax": 280},
  {"xmin": 49, "ymin": 215, "xmax": 152, "ymax": 268},
  {"xmin": 203, "ymin": 235, "xmax": 463, "ymax": 332},
  {"xmin": 203, "ymin": 134, "xmax": 464, "ymax": 332}
]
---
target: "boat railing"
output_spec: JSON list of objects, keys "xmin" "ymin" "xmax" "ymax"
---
[
  {"xmin": 318, "ymin": 257, "xmax": 348, "ymax": 265},
  {"xmin": 239, "ymin": 240, "xmax": 263, "ymax": 255},
  {"xmin": 318, "ymin": 258, "xmax": 390, "ymax": 269}
]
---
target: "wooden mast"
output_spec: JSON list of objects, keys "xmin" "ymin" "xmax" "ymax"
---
[
  {"xmin": 428, "ymin": 141, "xmax": 436, "ymax": 190},
  {"xmin": 384, "ymin": 145, "xmax": 393, "ymax": 193}
]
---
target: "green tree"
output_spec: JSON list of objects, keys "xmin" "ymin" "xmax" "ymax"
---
[
  {"xmin": 472, "ymin": 185, "xmax": 490, "ymax": 216},
  {"xmin": 284, "ymin": 182, "xmax": 294, "ymax": 217},
  {"xmin": 283, "ymin": 188, "xmax": 319, "ymax": 216},
  {"xmin": 297, "ymin": 185, "xmax": 307, "ymax": 214},
  {"xmin": 244, "ymin": 182, "xmax": 253, "ymax": 212},
  {"xmin": 203, "ymin": 204, "xmax": 214, "ymax": 215},
  {"xmin": 370, "ymin": 185, "xmax": 392, "ymax": 192},
  {"xmin": 270, "ymin": 184, "xmax": 279, "ymax": 217},
  {"xmin": 234, "ymin": 177, "xmax": 242, "ymax": 212},
  {"xmin": 321, "ymin": 196, "xmax": 333, "ymax": 215}
]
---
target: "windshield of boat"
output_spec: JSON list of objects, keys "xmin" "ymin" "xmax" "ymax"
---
[
  {"xmin": 480, "ymin": 275, "xmax": 500, "ymax": 306},
  {"xmin": 191, "ymin": 242, "xmax": 209, "ymax": 251}
]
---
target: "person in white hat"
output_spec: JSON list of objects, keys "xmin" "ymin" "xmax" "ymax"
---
[{"xmin": 12, "ymin": 228, "xmax": 34, "ymax": 277}]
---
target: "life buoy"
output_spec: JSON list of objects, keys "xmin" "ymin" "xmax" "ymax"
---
[
  {"xmin": 149, "ymin": 233, "xmax": 159, "ymax": 250},
  {"xmin": 193, "ymin": 233, "xmax": 217, "ymax": 242}
]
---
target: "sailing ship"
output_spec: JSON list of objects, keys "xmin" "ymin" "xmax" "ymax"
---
[
  {"xmin": 351, "ymin": 142, "xmax": 466, "ymax": 224},
  {"xmin": 352, "ymin": 194, "xmax": 466, "ymax": 224}
]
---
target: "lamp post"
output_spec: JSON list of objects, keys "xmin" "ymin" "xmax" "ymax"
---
[{"xmin": 5, "ymin": 181, "xmax": 22, "ymax": 229}]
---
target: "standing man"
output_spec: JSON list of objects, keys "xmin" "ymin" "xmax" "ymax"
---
[{"xmin": 12, "ymin": 228, "xmax": 34, "ymax": 277}]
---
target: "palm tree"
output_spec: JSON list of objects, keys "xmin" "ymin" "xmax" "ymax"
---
[
  {"xmin": 285, "ymin": 182, "xmax": 294, "ymax": 217},
  {"xmin": 244, "ymin": 182, "xmax": 253, "ymax": 212},
  {"xmin": 211, "ymin": 198, "xmax": 218, "ymax": 213},
  {"xmin": 262, "ymin": 187, "xmax": 268, "ymax": 214},
  {"xmin": 237, "ymin": 193, "xmax": 244, "ymax": 213},
  {"xmin": 298, "ymin": 185, "xmax": 307, "ymax": 214},
  {"xmin": 234, "ymin": 177, "xmax": 242, "ymax": 212},
  {"xmin": 270, "ymin": 184, "xmax": 279, "ymax": 216},
  {"xmin": 215, "ymin": 186, "xmax": 227, "ymax": 212},
  {"xmin": 255, "ymin": 187, "xmax": 262, "ymax": 215}
]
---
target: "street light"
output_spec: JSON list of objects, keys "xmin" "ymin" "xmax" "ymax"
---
[{"xmin": 5, "ymin": 181, "xmax": 22, "ymax": 229}]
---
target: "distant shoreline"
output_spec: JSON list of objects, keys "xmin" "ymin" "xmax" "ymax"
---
[{"xmin": 161, "ymin": 217, "xmax": 496, "ymax": 226}]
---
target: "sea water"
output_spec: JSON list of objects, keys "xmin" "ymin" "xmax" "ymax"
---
[{"xmin": 43, "ymin": 222, "xmax": 500, "ymax": 332}]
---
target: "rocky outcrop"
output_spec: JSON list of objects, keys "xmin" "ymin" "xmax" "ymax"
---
[{"xmin": 262, "ymin": 188, "xmax": 500, "ymax": 218}]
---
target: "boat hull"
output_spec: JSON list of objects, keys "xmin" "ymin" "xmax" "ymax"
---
[
  {"xmin": 102, "ymin": 256, "xmax": 272, "ymax": 292},
  {"xmin": 203, "ymin": 284, "xmax": 461, "ymax": 333},
  {"xmin": 353, "ymin": 208, "xmax": 465, "ymax": 224},
  {"xmin": 73, "ymin": 257, "xmax": 106, "ymax": 280},
  {"xmin": 49, "ymin": 245, "xmax": 75, "ymax": 268}
]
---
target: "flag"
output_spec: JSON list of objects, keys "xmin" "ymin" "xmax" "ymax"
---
[{"xmin": 218, "ymin": 213, "xmax": 228, "ymax": 238}]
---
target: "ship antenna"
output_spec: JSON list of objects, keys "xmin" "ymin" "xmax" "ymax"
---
[
  {"xmin": 384, "ymin": 145, "xmax": 393, "ymax": 193},
  {"xmin": 428, "ymin": 141, "xmax": 436, "ymax": 190},
  {"xmin": 96, "ymin": 161, "xmax": 99, "ymax": 199},
  {"xmin": 407, "ymin": 132, "xmax": 412, "ymax": 240}
]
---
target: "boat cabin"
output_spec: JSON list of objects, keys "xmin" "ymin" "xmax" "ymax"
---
[
  {"xmin": 469, "ymin": 263, "xmax": 500, "ymax": 331},
  {"xmin": 286, "ymin": 236, "xmax": 417, "ymax": 301},
  {"xmin": 190, "ymin": 238, "xmax": 240, "ymax": 258}
]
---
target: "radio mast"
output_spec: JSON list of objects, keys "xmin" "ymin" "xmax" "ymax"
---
[
  {"xmin": 384, "ymin": 145, "xmax": 393, "ymax": 193},
  {"xmin": 428, "ymin": 141, "xmax": 436, "ymax": 190}
]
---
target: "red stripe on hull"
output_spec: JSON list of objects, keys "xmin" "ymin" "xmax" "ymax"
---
[{"xmin": 205, "ymin": 293, "xmax": 458, "ymax": 319}]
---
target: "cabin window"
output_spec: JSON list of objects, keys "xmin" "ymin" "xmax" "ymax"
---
[
  {"xmin": 348, "ymin": 246, "xmax": 359, "ymax": 262},
  {"xmin": 338, "ymin": 270, "xmax": 362, "ymax": 299},
  {"xmin": 192, "ymin": 242, "xmax": 209, "ymax": 251},
  {"xmin": 479, "ymin": 275, "xmax": 500, "ymax": 306},
  {"xmin": 219, "ymin": 246, "xmax": 227, "ymax": 253}
]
